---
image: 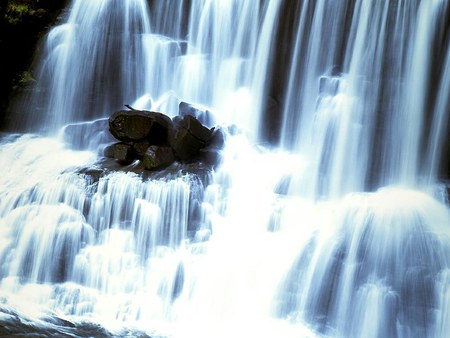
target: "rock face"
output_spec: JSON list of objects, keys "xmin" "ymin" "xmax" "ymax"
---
[
  {"xmin": 142, "ymin": 145, "xmax": 175, "ymax": 170},
  {"xmin": 106, "ymin": 105, "xmax": 224, "ymax": 170},
  {"xmin": 179, "ymin": 101, "xmax": 215, "ymax": 128},
  {"xmin": 109, "ymin": 110, "xmax": 172, "ymax": 143},
  {"xmin": 113, "ymin": 143, "xmax": 135, "ymax": 164},
  {"xmin": 170, "ymin": 115, "xmax": 213, "ymax": 160}
]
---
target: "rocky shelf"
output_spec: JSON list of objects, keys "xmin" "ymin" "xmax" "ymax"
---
[{"xmin": 105, "ymin": 102, "xmax": 225, "ymax": 172}]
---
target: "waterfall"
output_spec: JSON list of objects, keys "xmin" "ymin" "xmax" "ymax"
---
[
  {"xmin": 19, "ymin": 0, "xmax": 152, "ymax": 132},
  {"xmin": 15, "ymin": 0, "xmax": 277, "ymax": 139},
  {"xmin": 281, "ymin": 0, "xmax": 450, "ymax": 197},
  {"xmin": 1, "ymin": 0, "xmax": 450, "ymax": 337}
]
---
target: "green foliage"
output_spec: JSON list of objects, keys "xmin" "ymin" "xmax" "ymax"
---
[
  {"xmin": 5, "ymin": 1, "xmax": 46, "ymax": 25},
  {"xmin": 6, "ymin": 3, "xmax": 30, "ymax": 24},
  {"xmin": 18, "ymin": 70, "xmax": 35, "ymax": 85}
]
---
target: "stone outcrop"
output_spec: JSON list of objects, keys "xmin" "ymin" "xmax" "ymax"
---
[
  {"xmin": 170, "ymin": 115, "xmax": 213, "ymax": 160},
  {"xmin": 179, "ymin": 101, "xmax": 215, "ymax": 128},
  {"xmin": 112, "ymin": 143, "xmax": 135, "ymax": 164},
  {"xmin": 106, "ymin": 103, "xmax": 225, "ymax": 170},
  {"xmin": 142, "ymin": 145, "xmax": 175, "ymax": 170},
  {"xmin": 109, "ymin": 110, "xmax": 172, "ymax": 143}
]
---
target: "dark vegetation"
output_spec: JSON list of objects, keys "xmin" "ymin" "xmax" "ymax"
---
[{"xmin": 0, "ymin": 0, "xmax": 68, "ymax": 127}]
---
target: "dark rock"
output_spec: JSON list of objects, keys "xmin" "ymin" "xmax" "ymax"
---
[
  {"xmin": 103, "ymin": 143, "xmax": 115, "ymax": 158},
  {"xmin": 109, "ymin": 110, "xmax": 173, "ymax": 143},
  {"xmin": 124, "ymin": 104, "xmax": 136, "ymax": 110},
  {"xmin": 41, "ymin": 315, "xmax": 76, "ymax": 328},
  {"xmin": 169, "ymin": 115, "xmax": 213, "ymax": 160},
  {"xmin": 170, "ymin": 126, "xmax": 206, "ymax": 160},
  {"xmin": 133, "ymin": 141, "xmax": 150, "ymax": 158},
  {"xmin": 78, "ymin": 167, "xmax": 104, "ymax": 185},
  {"xmin": 194, "ymin": 128, "xmax": 225, "ymax": 167},
  {"xmin": 207, "ymin": 127, "xmax": 226, "ymax": 149},
  {"xmin": 107, "ymin": 107, "xmax": 225, "ymax": 170},
  {"xmin": 178, "ymin": 114, "xmax": 213, "ymax": 143},
  {"xmin": 171, "ymin": 115, "xmax": 183, "ymax": 125},
  {"xmin": 142, "ymin": 145, "xmax": 175, "ymax": 170},
  {"xmin": 198, "ymin": 148, "xmax": 223, "ymax": 168},
  {"xmin": 113, "ymin": 143, "xmax": 135, "ymax": 164},
  {"xmin": 147, "ymin": 116, "xmax": 172, "ymax": 145},
  {"xmin": 179, "ymin": 101, "xmax": 215, "ymax": 127}
]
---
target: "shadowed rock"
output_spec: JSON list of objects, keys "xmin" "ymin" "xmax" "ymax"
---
[
  {"xmin": 109, "ymin": 110, "xmax": 173, "ymax": 143},
  {"xmin": 142, "ymin": 145, "xmax": 175, "ymax": 170},
  {"xmin": 107, "ymin": 106, "xmax": 222, "ymax": 169},
  {"xmin": 179, "ymin": 101, "xmax": 215, "ymax": 127},
  {"xmin": 112, "ymin": 142, "xmax": 134, "ymax": 164},
  {"xmin": 133, "ymin": 141, "xmax": 150, "ymax": 158},
  {"xmin": 170, "ymin": 115, "xmax": 213, "ymax": 160}
]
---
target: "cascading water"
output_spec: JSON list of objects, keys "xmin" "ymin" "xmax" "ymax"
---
[
  {"xmin": 280, "ymin": 0, "xmax": 450, "ymax": 197},
  {"xmin": 1, "ymin": 0, "xmax": 449, "ymax": 337}
]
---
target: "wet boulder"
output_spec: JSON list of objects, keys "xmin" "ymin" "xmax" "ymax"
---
[
  {"xmin": 206, "ymin": 127, "xmax": 226, "ymax": 150},
  {"xmin": 197, "ymin": 127, "xmax": 226, "ymax": 167},
  {"xmin": 179, "ymin": 101, "xmax": 215, "ymax": 128},
  {"xmin": 109, "ymin": 109, "xmax": 173, "ymax": 143},
  {"xmin": 133, "ymin": 141, "xmax": 150, "ymax": 158},
  {"xmin": 179, "ymin": 114, "xmax": 214, "ymax": 143},
  {"xmin": 142, "ymin": 145, "xmax": 175, "ymax": 170},
  {"xmin": 110, "ymin": 142, "xmax": 135, "ymax": 164},
  {"xmin": 170, "ymin": 127, "xmax": 205, "ymax": 160},
  {"xmin": 107, "ymin": 105, "xmax": 224, "ymax": 170},
  {"xmin": 103, "ymin": 143, "xmax": 115, "ymax": 158},
  {"xmin": 170, "ymin": 115, "xmax": 214, "ymax": 160}
]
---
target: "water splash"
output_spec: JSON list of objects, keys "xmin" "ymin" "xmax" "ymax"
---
[{"xmin": 276, "ymin": 188, "xmax": 450, "ymax": 337}]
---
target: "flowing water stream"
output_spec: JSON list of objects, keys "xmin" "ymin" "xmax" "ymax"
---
[{"xmin": 1, "ymin": 0, "xmax": 450, "ymax": 337}]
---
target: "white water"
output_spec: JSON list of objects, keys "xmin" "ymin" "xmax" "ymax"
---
[{"xmin": 1, "ymin": 0, "xmax": 450, "ymax": 337}]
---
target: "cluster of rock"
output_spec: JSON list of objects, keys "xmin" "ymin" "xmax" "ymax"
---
[{"xmin": 104, "ymin": 103, "xmax": 224, "ymax": 170}]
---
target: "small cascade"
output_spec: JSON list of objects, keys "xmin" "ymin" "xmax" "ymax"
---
[
  {"xmin": 276, "ymin": 188, "xmax": 450, "ymax": 337},
  {"xmin": 0, "ymin": 135, "xmax": 204, "ymax": 333},
  {"xmin": 19, "ymin": 0, "xmax": 152, "ymax": 132},
  {"xmin": 15, "ymin": 0, "xmax": 280, "ymax": 141},
  {"xmin": 281, "ymin": 0, "xmax": 450, "ymax": 197}
]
